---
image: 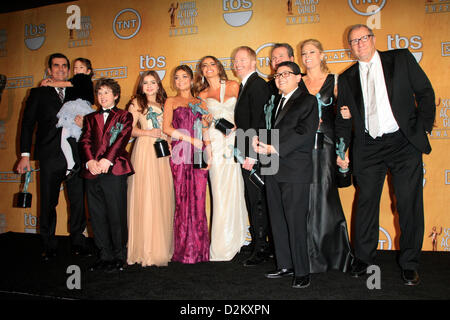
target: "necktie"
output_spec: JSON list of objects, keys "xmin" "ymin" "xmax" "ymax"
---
[
  {"xmin": 365, "ymin": 63, "xmax": 379, "ymax": 138},
  {"xmin": 57, "ymin": 87, "xmax": 64, "ymax": 103},
  {"xmin": 275, "ymin": 97, "xmax": 286, "ymax": 120},
  {"xmin": 239, "ymin": 83, "xmax": 243, "ymax": 94}
]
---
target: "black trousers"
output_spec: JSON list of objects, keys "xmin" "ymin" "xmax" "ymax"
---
[
  {"xmin": 241, "ymin": 166, "xmax": 270, "ymax": 252},
  {"xmin": 353, "ymin": 131, "xmax": 424, "ymax": 270},
  {"xmin": 39, "ymin": 152, "xmax": 86, "ymax": 251},
  {"xmin": 85, "ymin": 173, "xmax": 128, "ymax": 262},
  {"xmin": 265, "ymin": 175, "xmax": 310, "ymax": 277}
]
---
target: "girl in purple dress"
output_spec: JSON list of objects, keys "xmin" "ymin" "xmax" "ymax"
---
[{"xmin": 163, "ymin": 65, "xmax": 210, "ymax": 264}]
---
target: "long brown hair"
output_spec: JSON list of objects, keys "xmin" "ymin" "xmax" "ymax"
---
[
  {"xmin": 193, "ymin": 56, "xmax": 228, "ymax": 96},
  {"xmin": 134, "ymin": 70, "xmax": 167, "ymax": 115},
  {"xmin": 172, "ymin": 65, "xmax": 195, "ymax": 97}
]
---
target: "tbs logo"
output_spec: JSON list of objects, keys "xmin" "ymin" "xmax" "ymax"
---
[
  {"xmin": 139, "ymin": 55, "xmax": 167, "ymax": 80},
  {"xmin": 24, "ymin": 24, "xmax": 46, "ymax": 50},
  {"xmin": 222, "ymin": 0, "xmax": 253, "ymax": 27},
  {"xmin": 387, "ymin": 34, "xmax": 423, "ymax": 63}
]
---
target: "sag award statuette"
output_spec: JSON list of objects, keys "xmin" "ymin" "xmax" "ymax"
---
[
  {"xmin": 189, "ymin": 102, "xmax": 208, "ymax": 169},
  {"xmin": 15, "ymin": 169, "xmax": 33, "ymax": 208},
  {"xmin": 336, "ymin": 137, "xmax": 351, "ymax": 188},
  {"xmin": 233, "ymin": 147, "xmax": 264, "ymax": 190},
  {"xmin": 314, "ymin": 93, "xmax": 332, "ymax": 150},
  {"xmin": 147, "ymin": 106, "xmax": 170, "ymax": 158},
  {"xmin": 197, "ymin": 96, "xmax": 234, "ymax": 135}
]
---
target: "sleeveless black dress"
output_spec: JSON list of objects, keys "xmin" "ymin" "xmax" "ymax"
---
[{"xmin": 299, "ymin": 74, "xmax": 352, "ymax": 273}]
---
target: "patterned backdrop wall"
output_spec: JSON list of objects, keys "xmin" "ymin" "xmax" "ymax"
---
[{"xmin": 0, "ymin": 0, "xmax": 448, "ymax": 251}]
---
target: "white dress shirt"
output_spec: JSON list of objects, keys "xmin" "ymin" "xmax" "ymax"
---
[{"xmin": 359, "ymin": 51, "xmax": 399, "ymax": 137}]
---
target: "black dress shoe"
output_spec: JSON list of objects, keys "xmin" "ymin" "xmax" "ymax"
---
[
  {"xmin": 402, "ymin": 269, "xmax": 420, "ymax": 286},
  {"xmin": 71, "ymin": 244, "xmax": 92, "ymax": 257},
  {"xmin": 88, "ymin": 260, "xmax": 111, "ymax": 272},
  {"xmin": 41, "ymin": 249, "xmax": 57, "ymax": 261},
  {"xmin": 243, "ymin": 251, "xmax": 270, "ymax": 267},
  {"xmin": 350, "ymin": 259, "xmax": 369, "ymax": 278},
  {"xmin": 265, "ymin": 268, "xmax": 294, "ymax": 279},
  {"xmin": 292, "ymin": 275, "xmax": 310, "ymax": 289}
]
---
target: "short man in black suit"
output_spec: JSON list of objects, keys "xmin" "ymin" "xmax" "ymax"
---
[
  {"xmin": 16, "ymin": 53, "xmax": 88, "ymax": 260},
  {"xmin": 253, "ymin": 61, "xmax": 318, "ymax": 288},
  {"xmin": 336, "ymin": 24, "xmax": 436, "ymax": 285},
  {"xmin": 232, "ymin": 46, "xmax": 271, "ymax": 266}
]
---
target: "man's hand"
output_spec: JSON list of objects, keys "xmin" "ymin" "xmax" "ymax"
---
[
  {"xmin": 16, "ymin": 156, "xmax": 31, "ymax": 174},
  {"xmin": 336, "ymin": 155, "xmax": 350, "ymax": 170},
  {"xmin": 87, "ymin": 160, "xmax": 101, "ymax": 175},
  {"xmin": 98, "ymin": 158, "xmax": 112, "ymax": 174},
  {"xmin": 242, "ymin": 157, "xmax": 256, "ymax": 171},
  {"xmin": 74, "ymin": 115, "xmax": 84, "ymax": 128},
  {"xmin": 252, "ymin": 136, "xmax": 276, "ymax": 155}
]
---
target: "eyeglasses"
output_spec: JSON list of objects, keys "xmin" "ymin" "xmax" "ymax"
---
[
  {"xmin": 349, "ymin": 34, "xmax": 374, "ymax": 46},
  {"xmin": 273, "ymin": 71, "xmax": 296, "ymax": 79}
]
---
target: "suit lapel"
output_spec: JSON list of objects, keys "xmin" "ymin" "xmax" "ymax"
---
[
  {"xmin": 274, "ymin": 88, "xmax": 302, "ymax": 128},
  {"xmin": 236, "ymin": 72, "xmax": 257, "ymax": 108},
  {"xmin": 379, "ymin": 50, "xmax": 394, "ymax": 104},
  {"xmin": 349, "ymin": 64, "xmax": 365, "ymax": 121}
]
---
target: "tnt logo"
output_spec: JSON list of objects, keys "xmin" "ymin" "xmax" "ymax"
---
[
  {"xmin": 24, "ymin": 24, "xmax": 46, "ymax": 50},
  {"xmin": 348, "ymin": 0, "xmax": 386, "ymax": 16},
  {"xmin": 223, "ymin": 0, "xmax": 253, "ymax": 27},
  {"xmin": 255, "ymin": 43, "xmax": 275, "ymax": 79},
  {"xmin": 113, "ymin": 8, "xmax": 141, "ymax": 40},
  {"xmin": 387, "ymin": 34, "xmax": 423, "ymax": 62}
]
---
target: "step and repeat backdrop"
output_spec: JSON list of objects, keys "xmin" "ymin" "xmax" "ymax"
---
[{"xmin": 0, "ymin": 0, "xmax": 448, "ymax": 251}]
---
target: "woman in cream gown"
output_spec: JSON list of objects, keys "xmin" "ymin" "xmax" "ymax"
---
[
  {"xmin": 127, "ymin": 71, "xmax": 175, "ymax": 267},
  {"xmin": 195, "ymin": 56, "xmax": 248, "ymax": 261}
]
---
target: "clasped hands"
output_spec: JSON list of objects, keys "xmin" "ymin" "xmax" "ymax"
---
[{"xmin": 87, "ymin": 158, "xmax": 112, "ymax": 175}]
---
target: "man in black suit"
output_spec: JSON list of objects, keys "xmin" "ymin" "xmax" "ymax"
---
[
  {"xmin": 16, "ymin": 53, "xmax": 88, "ymax": 260},
  {"xmin": 335, "ymin": 24, "xmax": 436, "ymax": 285},
  {"xmin": 268, "ymin": 43, "xmax": 295, "ymax": 95},
  {"xmin": 232, "ymin": 46, "xmax": 271, "ymax": 266},
  {"xmin": 253, "ymin": 61, "xmax": 318, "ymax": 288}
]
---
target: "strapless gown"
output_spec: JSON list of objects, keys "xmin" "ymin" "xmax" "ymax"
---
[
  {"xmin": 206, "ymin": 81, "xmax": 248, "ymax": 261},
  {"xmin": 170, "ymin": 106, "xmax": 209, "ymax": 264}
]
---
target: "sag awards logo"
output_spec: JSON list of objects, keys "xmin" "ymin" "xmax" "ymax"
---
[
  {"xmin": 68, "ymin": 16, "xmax": 92, "ymax": 48},
  {"xmin": 222, "ymin": 0, "xmax": 253, "ymax": 27},
  {"xmin": 286, "ymin": 0, "xmax": 320, "ymax": 25},
  {"xmin": 387, "ymin": 34, "xmax": 423, "ymax": 63},
  {"xmin": 139, "ymin": 54, "xmax": 167, "ymax": 80},
  {"xmin": 0, "ymin": 29, "xmax": 6, "ymax": 57},
  {"xmin": 113, "ymin": 8, "xmax": 141, "ymax": 40},
  {"xmin": 348, "ymin": 0, "xmax": 386, "ymax": 16},
  {"xmin": 430, "ymin": 97, "xmax": 449, "ymax": 139},
  {"xmin": 24, "ymin": 23, "xmax": 46, "ymax": 50},
  {"xmin": 169, "ymin": 1, "xmax": 198, "ymax": 37},
  {"xmin": 93, "ymin": 67, "xmax": 127, "ymax": 80},
  {"xmin": 425, "ymin": 0, "xmax": 449, "ymax": 14},
  {"xmin": 378, "ymin": 226, "xmax": 392, "ymax": 250},
  {"xmin": 430, "ymin": 226, "xmax": 450, "ymax": 251}
]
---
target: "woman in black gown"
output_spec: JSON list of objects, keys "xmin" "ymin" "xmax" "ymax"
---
[{"xmin": 299, "ymin": 39, "xmax": 352, "ymax": 273}]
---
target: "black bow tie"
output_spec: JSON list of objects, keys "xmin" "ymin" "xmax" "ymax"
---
[{"xmin": 100, "ymin": 108, "xmax": 113, "ymax": 114}]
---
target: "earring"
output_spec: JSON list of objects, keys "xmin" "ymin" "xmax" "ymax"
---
[{"xmin": 201, "ymin": 76, "xmax": 205, "ymax": 84}]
